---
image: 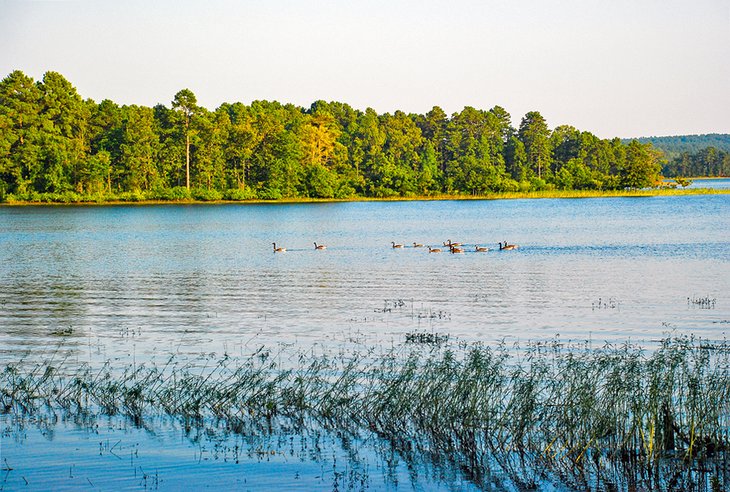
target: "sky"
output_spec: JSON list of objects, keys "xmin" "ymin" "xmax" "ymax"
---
[{"xmin": 1, "ymin": 0, "xmax": 729, "ymax": 138}]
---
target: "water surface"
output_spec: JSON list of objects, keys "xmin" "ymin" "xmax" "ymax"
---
[
  {"xmin": 1, "ymin": 196, "xmax": 729, "ymax": 490},
  {"xmin": 1, "ymin": 196, "xmax": 728, "ymax": 364}
]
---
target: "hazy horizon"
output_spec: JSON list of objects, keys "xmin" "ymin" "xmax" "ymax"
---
[{"xmin": 2, "ymin": 0, "xmax": 729, "ymax": 139}]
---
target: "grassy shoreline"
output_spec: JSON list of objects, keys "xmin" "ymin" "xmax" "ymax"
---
[{"xmin": 2, "ymin": 187, "xmax": 728, "ymax": 207}]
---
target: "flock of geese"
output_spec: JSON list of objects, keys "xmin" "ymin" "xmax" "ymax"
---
[
  {"xmin": 272, "ymin": 239, "xmax": 518, "ymax": 253},
  {"xmin": 391, "ymin": 239, "xmax": 518, "ymax": 253}
]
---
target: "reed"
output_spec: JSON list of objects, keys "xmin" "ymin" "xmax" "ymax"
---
[{"xmin": 2, "ymin": 335, "xmax": 728, "ymax": 490}]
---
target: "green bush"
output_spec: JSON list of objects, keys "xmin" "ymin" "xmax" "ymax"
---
[
  {"xmin": 191, "ymin": 188, "xmax": 223, "ymax": 201},
  {"xmin": 117, "ymin": 190, "xmax": 146, "ymax": 202},
  {"xmin": 223, "ymin": 188, "xmax": 258, "ymax": 200},
  {"xmin": 258, "ymin": 187, "xmax": 283, "ymax": 200},
  {"xmin": 530, "ymin": 177, "xmax": 548, "ymax": 191},
  {"xmin": 148, "ymin": 187, "xmax": 191, "ymax": 201}
]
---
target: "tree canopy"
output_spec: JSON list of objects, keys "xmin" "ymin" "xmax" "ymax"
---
[{"xmin": 1, "ymin": 70, "xmax": 671, "ymax": 202}]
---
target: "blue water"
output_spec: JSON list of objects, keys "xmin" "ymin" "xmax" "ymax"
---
[
  {"xmin": 687, "ymin": 177, "xmax": 730, "ymax": 189},
  {"xmin": 1, "ymin": 196, "xmax": 728, "ymax": 363},
  {"xmin": 1, "ymin": 195, "xmax": 729, "ymax": 490}
]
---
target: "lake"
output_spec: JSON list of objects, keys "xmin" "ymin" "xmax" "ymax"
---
[
  {"xmin": 2, "ymin": 195, "xmax": 728, "ymax": 363},
  {"xmin": 1, "ymin": 194, "xmax": 729, "ymax": 490},
  {"xmin": 687, "ymin": 177, "xmax": 730, "ymax": 189}
]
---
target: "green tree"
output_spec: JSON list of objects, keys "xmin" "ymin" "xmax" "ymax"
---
[
  {"xmin": 193, "ymin": 107, "xmax": 229, "ymax": 191},
  {"xmin": 220, "ymin": 102, "xmax": 257, "ymax": 190},
  {"xmin": 79, "ymin": 150, "xmax": 111, "ymax": 194},
  {"xmin": 37, "ymin": 71, "xmax": 90, "ymax": 193},
  {"xmin": 172, "ymin": 89, "xmax": 198, "ymax": 190},
  {"xmin": 443, "ymin": 107, "xmax": 509, "ymax": 193},
  {"xmin": 620, "ymin": 140, "xmax": 661, "ymax": 189},
  {"xmin": 88, "ymin": 99, "xmax": 123, "ymax": 192},
  {"xmin": 299, "ymin": 110, "xmax": 341, "ymax": 168},
  {"xmin": 506, "ymin": 135, "xmax": 529, "ymax": 182},
  {"xmin": 355, "ymin": 108, "xmax": 386, "ymax": 194},
  {"xmin": 154, "ymin": 103, "xmax": 185, "ymax": 189},
  {"xmin": 417, "ymin": 141, "xmax": 441, "ymax": 195},
  {"xmin": 0, "ymin": 70, "xmax": 43, "ymax": 195},
  {"xmin": 418, "ymin": 106, "xmax": 448, "ymax": 174},
  {"xmin": 518, "ymin": 111, "xmax": 551, "ymax": 180},
  {"xmin": 120, "ymin": 105, "xmax": 159, "ymax": 191}
]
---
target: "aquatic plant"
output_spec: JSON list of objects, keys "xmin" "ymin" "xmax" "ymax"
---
[{"xmin": 1, "ymin": 335, "xmax": 728, "ymax": 491}]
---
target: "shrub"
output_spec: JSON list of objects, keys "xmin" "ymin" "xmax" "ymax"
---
[
  {"xmin": 223, "ymin": 188, "xmax": 258, "ymax": 201},
  {"xmin": 191, "ymin": 188, "xmax": 223, "ymax": 201}
]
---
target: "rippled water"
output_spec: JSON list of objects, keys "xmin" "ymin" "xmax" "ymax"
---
[
  {"xmin": 2, "ymin": 195, "xmax": 728, "ymax": 364},
  {"xmin": 1, "ymin": 195, "xmax": 729, "ymax": 490}
]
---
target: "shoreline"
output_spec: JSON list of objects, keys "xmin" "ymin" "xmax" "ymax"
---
[{"xmin": 1, "ymin": 187, "xmax": 729, "ymax": 207}]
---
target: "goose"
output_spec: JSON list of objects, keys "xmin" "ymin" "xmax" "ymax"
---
[
  {"xmin": 450, "ymin": 245, "xmax": 464, "ymax": 254},
  {"xmin": 314, "ymin": 242, "xmax": 327, "ymax": 250},
  {"xmin": 272, "ymin": 242, "xmax": 286, "ymax": 252},
  {"xmin": 475, "ymin": 245, "xmax": 489, "ymax": 252},
  {"xmin": 428, "ymin": 246, "xmax": 442, "ymax": 253},
  {"xmin": 498, "ymin": 242, "xmax": 518, "ymax": 251},
  {"xmin": 412, "ymin": 242, "xmax": 424, "ymax": 248},
  {"xmin": 391, "ymin": 242, "xmax": 404, "ymax": 248},
  {"xmin": 443, "ymin": 239, "xmax": 463, "ymax": 247}
]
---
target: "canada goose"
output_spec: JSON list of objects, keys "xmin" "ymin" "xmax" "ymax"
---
[
  {"xmin": 412, "ymin": 242, "xmax": 424, "ymax": 248},
  {"xmin": 498, "ymin": 242, "xmax": 518, "ymax": 251},
  {"xmin": 428, "ymin": 246, "xmax": 442, "ymax": 253},
  {"xmin": 391, "ymin": 242, "xmax": 404, "ymax": 248},
  {"xmin": 314, "ymin": 242, "xmax": 326, "ymax": 250},
  {"xmin": 475, "ymin": 245, "xmax": 489, "ymax": 252},
  {"xmin": 272, "ymin": 242, "xmax": 286, "ymax": 252},
  {"xmin": 443, "ymin": 240, "xmax": 463, "ymax": 247},
  {"xmin": 450, "ymin": 245, "xmax": 464, "ymax": 254}
]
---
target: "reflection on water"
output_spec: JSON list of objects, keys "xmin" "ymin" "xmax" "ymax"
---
[
  {"xmin": 0, "ymin": 415, "xmax": 484, "ymax": 491},
  {"xmin": 1, "ymin": 412, "xmax": 483, "ymax": 492}
]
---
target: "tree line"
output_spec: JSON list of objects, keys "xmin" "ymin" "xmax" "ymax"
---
[
  {"xmin": 1, "ymin": 70, "xmax": 664, "ymax": 202},
  {"xmin": 632, "ymin": 134, "xmax": 730, "ymax": 178},
  {"xmin": 661, "ymin": 147, "xmax": 730, "ymax": 178},
  {"xmin": 633, "ymin": 134, "xmax": 730, "ymax": 157}
]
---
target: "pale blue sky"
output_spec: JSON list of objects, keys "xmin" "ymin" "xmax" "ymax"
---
[{"xmin": 2, "ymin": 0, "xmax": 728, "ymax": 138}]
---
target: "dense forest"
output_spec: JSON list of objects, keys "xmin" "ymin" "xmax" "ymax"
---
[
  {"xmin": 661, "ymin": 147, "xmax": 730, "ymax": 178},
  {"xmin": 628, "ymin": 134, "xmax": 730, "ymax": 178},
  {"xmin": 0, "ymin": 70, "xmax": 671, "ymax": 202},
  {"xmin": 633, "ymin": 134, "xmax": 730, "ymax": 156}
]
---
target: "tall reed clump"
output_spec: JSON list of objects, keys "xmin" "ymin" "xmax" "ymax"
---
[{"xmin": 1, "ymin": 335, "xmax": 728, "ymax": 491}]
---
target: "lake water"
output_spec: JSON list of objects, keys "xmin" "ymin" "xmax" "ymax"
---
[
  {"xmin": 687, "ymin": 177, "xmax": 730, "ymax": 189},
  {"xmin": 1, "ymin": 194, "xmax": 729, "ymax": 490},
  {"xmin": 2, "ymin": 195, "xmax": 728, "ymax": 364}
]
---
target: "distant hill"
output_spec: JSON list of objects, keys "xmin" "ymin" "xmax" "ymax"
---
[
  {"xmin": 624, "ymin": 134, "xmax": 730, "ymax": 157},
  {"xmin": 638, "ymin": 134, "xmax": 730, "ymax": 177}
]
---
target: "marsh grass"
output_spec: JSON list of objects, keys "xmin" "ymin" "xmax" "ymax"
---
[
  {"xmin": 2, "ymin": 187, "xmax": 728, "ymax": 206},
  {"xmin": 2, "ymin": 335, "xmax": 728, "ymax": 491}
]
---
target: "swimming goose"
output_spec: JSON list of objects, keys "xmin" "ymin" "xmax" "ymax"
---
[
  {"xmin": 475, "ymin": 245, "xmax": 489, "ymax": 252},
  {"xmin": 273, "ymin": 242, "xmax": 286, "ymax": 252},
  {"xmin": 412, "ymin": 242, "xmax": 424, "ymax": 248},
  {"xmin": 498, "ymin": 242, "xmax": 518, "ymax": 251},
  {"xmin": 428, "ymin": 246, "xmax": 442, "ymax": 253},
  {"xmin": 450, "ymin": 245, "xmax": 464, "ymax": 254},
  {"xmin": 391, "ymin": 242, "xmax": 404, "ymax": 248},
  {"xmin": 443, "ymin": 240, "xmax": 463, "ymax": 247},
  {"xmin": 314, "ymin": 242, "xmax": 327, "ymax": 250}
]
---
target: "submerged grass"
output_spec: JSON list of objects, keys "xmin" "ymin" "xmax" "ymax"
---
[{"xmin": 2, "ymin": 335, "xmax": 728, "ymax": 491}]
